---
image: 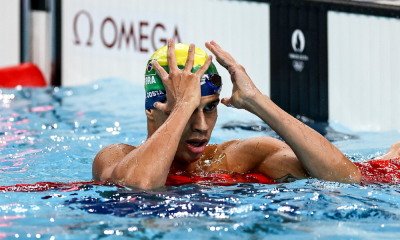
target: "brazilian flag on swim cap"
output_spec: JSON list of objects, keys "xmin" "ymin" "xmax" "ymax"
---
[{"xmin": 145, "ymin": 43, "xmax": 219, "ymax": 110}]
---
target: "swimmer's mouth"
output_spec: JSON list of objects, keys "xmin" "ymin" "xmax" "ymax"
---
[
  {"xmin": 186, "ymin": 139, "xmax": 207, "ymax": 147},
  {"xmin": 186, "ymin": 139, "xmax": 208, "ymax": 154}
]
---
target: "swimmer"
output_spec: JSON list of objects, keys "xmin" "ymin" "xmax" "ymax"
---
[{"xmin": 92, "ymin": 38, "xmax": 361, "ymax": 189}]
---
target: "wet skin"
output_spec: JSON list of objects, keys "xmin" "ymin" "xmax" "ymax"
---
[
  {"xmin": 92, "ymin": 93, "xmax": 400, "ymax": 187},
  {"xmin": 93, "ymin": 39, "xmax": 362, "ymax": 189},
  {"xmin": 93, "ymin": 95, "xmax": 307, "ymax": 182},
  {"xmin": 153, "ymin": 95, "xmax": 220, "ymax": 164}
]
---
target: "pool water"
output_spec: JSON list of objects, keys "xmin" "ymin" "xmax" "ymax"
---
[{"xmin": 1, "ymin": 79, "xmax": 400, "ymax": 239}]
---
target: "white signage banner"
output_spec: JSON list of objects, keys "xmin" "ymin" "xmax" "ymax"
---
[
  {"xmin": 0, "ymin": 0, "xmax": 20, "ymax": 68},
  {"xmin": 70, "ymin": 9, "xmax": 185, "ymax": 60},
  {"xmin": 328, "ymin": 11, "xmax": 400, "ymax": 131},
  {"xmin": 62, "ymin": 0, "xmax": 270, "ymax": 98}
]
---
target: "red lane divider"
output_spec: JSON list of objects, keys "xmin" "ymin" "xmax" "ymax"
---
[
  {"xmin": 0, "ymin": 173, "xmax": 275, "ymax": 193},
  {"xmin": 165, "ymin": 173, "xmax": 276, "ymax": 186},
  {"xmin": 354, "ymin": 158, "xmax": 400, "ymax": 185},
  {"xmin": 2, "ymin": 159, "xmax": 400, "ymax": 193},
  {"xmin": 0, "ymin": 181, "xmax": 113, "ymax": 193}
]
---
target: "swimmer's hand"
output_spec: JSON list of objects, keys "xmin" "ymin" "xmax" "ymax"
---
[
  {"xmin": 152, "ymin": 38, "xmax": 213, "ymax": 114},
  {"xmin": 205, "ymin": 41, "xmax": 260, "ymax": 110}
]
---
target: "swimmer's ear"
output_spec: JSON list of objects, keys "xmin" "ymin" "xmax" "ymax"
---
[{"xmin": 145, "ymin": 109, "xmax": 156, "ymax": 121}]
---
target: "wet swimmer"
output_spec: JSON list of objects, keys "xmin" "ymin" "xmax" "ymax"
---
[{"xmin": 92, "ymin": 38, "xmax": 361, "ymax": 189}]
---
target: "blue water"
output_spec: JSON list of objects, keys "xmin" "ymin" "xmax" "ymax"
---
[{"xmin": 1, "ymin": 79, "xmax": 400, "ymax": 239}]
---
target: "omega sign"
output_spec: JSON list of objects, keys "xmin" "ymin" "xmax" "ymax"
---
[
  {"xmin": 72, "ymin": 10, "xmax": 182, "ymax": 53},
  {"xmin": 289, "ymin": 29, "xmax": 308, "ymax": 72}
]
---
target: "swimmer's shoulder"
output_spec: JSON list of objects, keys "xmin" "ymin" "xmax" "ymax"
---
[
  {"xmin": 218, "ymin": 136, "xmax": 286, "ymax": 155},
  {"xmin": 92, "ymin": 143, "xmax": 137, "ymax": 181},
  {"xmin": 218, "ymin": 137, "xmax": 292, "ymax": 172},
  {"xmin": 95, "ymin": 143, "xmax": 137, "ymax": 160}
]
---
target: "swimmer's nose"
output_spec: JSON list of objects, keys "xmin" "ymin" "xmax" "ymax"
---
[{"xmin": 191, "ymin": 111, "xmax": 209, "ymax": 134}]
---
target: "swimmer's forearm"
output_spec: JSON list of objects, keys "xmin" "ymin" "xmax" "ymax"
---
[
  {"xmin": 111, "ymin": 103, "xmax": 195, "ymax": 189},
  {"xmin": 244, "ymin": 94, "xmax": 361, "ymax": 184},
  {"xmin": 205, "ymin": 41, "xmax": 359, "ymax": 183}
]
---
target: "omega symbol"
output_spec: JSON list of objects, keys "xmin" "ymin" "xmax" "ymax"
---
[{"xmin": 73, "ymin": 10, "xmax": 94, "ymax": 46}]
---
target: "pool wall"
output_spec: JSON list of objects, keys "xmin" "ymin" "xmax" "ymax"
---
[
  {"xmin": 0, "ymin": 1, "xmax": 20, "ymax": 68},
  {"xmin": 2, "ymin": 0, "xmax": 400, "ymax": 131},
  {"xmin": 328, "ymin": 11, "xmax": 400, "ymax": 131}
]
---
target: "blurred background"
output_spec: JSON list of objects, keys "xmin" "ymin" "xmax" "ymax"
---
[{"xmin": 1, "ymin": 0, "xmax": 400, "ymax": 131}]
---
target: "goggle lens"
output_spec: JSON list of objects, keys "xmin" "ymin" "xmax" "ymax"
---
[{"xmin": 207, "ymin": 74, "xmax": 222, "ymax": 88}]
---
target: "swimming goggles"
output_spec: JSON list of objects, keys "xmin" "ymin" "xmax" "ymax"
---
[
  {"xmin": 200, "ymin": 73, "xmax": 222, "ymax": 96},
  {"xmin": 145, "ymin": 73, "xmax": 222, "ymax": 110}
]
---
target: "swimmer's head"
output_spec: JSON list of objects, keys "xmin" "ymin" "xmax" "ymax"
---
[
  {"xmin": 145, "ymin": 43, "xmax": 222, "ymax": 163},
  {"xmin": 144, "ymin": 43, "xmax": 222, "ymax": 110}
]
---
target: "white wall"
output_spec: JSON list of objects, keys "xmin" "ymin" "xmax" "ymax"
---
[
  {"xmin": 31, "ymin": 11, "xmax": 52, "ymax": 85},
  {"xmin": 62, "ymin": 0, "xmax": 270, "ymax": 98},
  {"xmin": 328, "ymin": 11, "xmax": 400, "ymax": 131},
  {"xmin": 0, "ymin": 0, "xmax": 20, "ymax": 68}
]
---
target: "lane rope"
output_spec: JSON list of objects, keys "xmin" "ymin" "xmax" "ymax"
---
[
  {"xmin": 0, "ymin": 173, "xmax": 275, "ymax": 192},
  {"xmin": 2, "ymin": 159, "xmax": 399, "ymax": 192}
]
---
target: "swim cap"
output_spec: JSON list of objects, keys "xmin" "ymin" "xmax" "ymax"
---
[{"xmin": 145, "ymin": 43, "xmax": 221, "ymax": 110}]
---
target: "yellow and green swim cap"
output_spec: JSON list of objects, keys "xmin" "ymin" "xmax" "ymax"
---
[{"xmin": 145, "ymin": 43, "xmax": 221, "ymax": 110}]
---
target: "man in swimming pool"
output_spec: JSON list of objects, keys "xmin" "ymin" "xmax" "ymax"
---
[{"xmin": 92, "ymin": 38, "xmax": 362, "ymax": 189}]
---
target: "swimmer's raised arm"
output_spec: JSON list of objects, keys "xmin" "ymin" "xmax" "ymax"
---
[
  {"xmin": 93, "ymin": 39, "xmax": 212, "ymax": 189},
  {"xmin": 205, "ymin": 41, "xmax": 361, "ymax": 184}
]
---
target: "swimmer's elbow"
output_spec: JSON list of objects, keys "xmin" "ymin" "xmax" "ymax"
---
[
  {"xmin": 331, "ymin": 156, "xmax": 362, "ymax": 184},
  {"xmin": 334, "ymin": 165, "xmax": 361, "ymax": 184},
  {"xmin": 117, "ymin": 178, "xmax": 164, "ymax": 190},
  {"xmin": 347, "ymin": 166, "xmax": 362, "ymax": 184},
  {"xmin": 125, "ymin": 177, "xmax": 164, "ymax": 190},
  {"xmin": 111, "ymin": 169, "xmax": 164, "ymax": 190},
  {"xmin": 318, "ymin": 173, "xmax": 361, "ymax": 185},
  {"xmin": 313, "ymin": 161, "xmax": 361, "ymax": 184},
  {"xmin": 344, "ymin": 159, "xmax": 362, "ymax": 184},
  {"xmin": 339, "ymin": 175, "xmax": 361, "ymax": 184},
  {"xmin": 136, "ymin": 180, "xmax": 165, "ymax": 190}
]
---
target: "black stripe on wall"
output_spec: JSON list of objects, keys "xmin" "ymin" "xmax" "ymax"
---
[
  {"xmin": 51, "ymin": 0, "xmax": 62, "ymax": 86},
  {"xmin": 20, "ymin": 0, "xmax": 30, "ymax": 63},
  {"xmin": 31, "ymin": 0, "xmax": 49, "ymax": 11}
]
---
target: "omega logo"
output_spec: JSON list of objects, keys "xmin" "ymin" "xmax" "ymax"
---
[
  {"xmin": 73, "ymin": 10, "xmax": 94, "ymax": 46},
  {"xmin": 73, "ymin": 10, "xmax": 182, "ymax": 52}
]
